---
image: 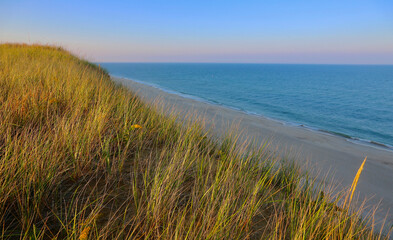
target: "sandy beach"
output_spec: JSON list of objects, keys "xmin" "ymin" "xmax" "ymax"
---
[{"xmin": 113, "ymin": 76, "xmax": 393, "ymax": 232}]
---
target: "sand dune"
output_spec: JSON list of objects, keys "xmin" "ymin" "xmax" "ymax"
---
[{"xmin": 113, "ymin": 76, "xmax": 393, "ymax": 234}]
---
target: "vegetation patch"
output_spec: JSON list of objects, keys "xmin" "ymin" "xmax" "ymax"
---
[{"xmin": 0, "ymin": 44, "xmax": 388, "ymax": 239}]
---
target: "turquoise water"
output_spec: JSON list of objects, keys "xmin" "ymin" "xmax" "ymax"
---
[{"xmin": 100, "ymin": 63, "xmax": 393, "ymax": 149}]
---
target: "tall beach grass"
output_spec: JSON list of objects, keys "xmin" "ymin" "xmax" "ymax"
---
[{"xmin": 0, "ymin": 43, "xmax": 389, "ymax": 239}]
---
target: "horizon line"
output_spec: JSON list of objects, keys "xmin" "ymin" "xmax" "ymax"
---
[{"xmin": 96, "ymin": 61, "xmax": 393, "ymax": 66}]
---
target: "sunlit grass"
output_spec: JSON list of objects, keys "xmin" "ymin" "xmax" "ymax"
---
[{"xmin": 0, "ymin": 43, "xmax": 389, "ymax": 239}]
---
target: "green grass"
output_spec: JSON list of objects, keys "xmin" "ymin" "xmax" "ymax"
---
[{"xmin": 0, "ymin": 43, "xmax": 389, "ymax": 239}]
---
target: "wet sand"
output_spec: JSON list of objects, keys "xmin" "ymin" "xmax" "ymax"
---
[{"xmin": 113, "ymin": 76, "xmax": 393, "ymax": 234}]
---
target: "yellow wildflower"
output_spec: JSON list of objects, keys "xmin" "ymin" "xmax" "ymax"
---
[
  {"xmin": 131, "ymin": 124, "xmax": 142, "ymax": 130},
  {"xmin": 79, "ymin": 226, "xmax": 91, "ymax": 240}
]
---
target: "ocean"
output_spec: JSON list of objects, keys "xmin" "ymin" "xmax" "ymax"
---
[{"xmin": 100, "ymin": 63, "xmax": 393, "ymax": 149}]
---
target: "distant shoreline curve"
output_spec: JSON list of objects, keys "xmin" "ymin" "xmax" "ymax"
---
[{"xmin": 110, "ymin": 74, "xmax": 393, "ymax": 153}]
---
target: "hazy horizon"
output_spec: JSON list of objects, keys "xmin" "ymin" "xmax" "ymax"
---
[
  {"xmin": 97, "ymin": 61, "xmax": 393, "ymax": 66},
  {"xmin": 1, "ymin": 0, "xmax": 393, "ymax": 64}
]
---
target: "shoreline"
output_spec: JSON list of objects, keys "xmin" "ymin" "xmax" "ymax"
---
[
  {"xmin": 112, "ymin": 76, "xmax": 393, "ymax": 233},
  {"xmin": 110, "ymin": 74, "xmax": 393, "ymax": 153}
]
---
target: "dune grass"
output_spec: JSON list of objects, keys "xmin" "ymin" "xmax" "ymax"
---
[{"xmin": 0, "ymin": 43, "xmax": 389, "ymax": 239}]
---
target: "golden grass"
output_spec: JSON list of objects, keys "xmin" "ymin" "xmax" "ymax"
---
[
  {"xmin": 0, "ymin": 43, "xmax": 389, "ymax": 239},
  {"xmin": 345, "ymin": 157, "xmax": 367, "ymax": 209}
]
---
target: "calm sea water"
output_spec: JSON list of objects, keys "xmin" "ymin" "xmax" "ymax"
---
[{"xmin": 100, "ymin": 63, "xmax": 393, "ymax": 149}]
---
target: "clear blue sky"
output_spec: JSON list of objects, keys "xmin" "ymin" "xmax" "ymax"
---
[{"xmin": 1, "ymin": 0, "xmax": 393, "ymax": 64}]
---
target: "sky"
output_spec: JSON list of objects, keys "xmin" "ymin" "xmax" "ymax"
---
[{"xmin": 1, "ymin": 0, "xmax": 393, "ymax": 64}]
